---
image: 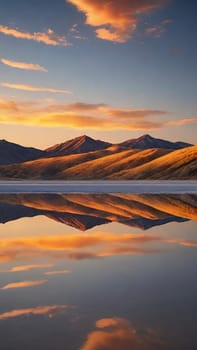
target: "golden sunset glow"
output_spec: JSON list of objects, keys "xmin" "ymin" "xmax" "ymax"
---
[
  {"xmin": 0, "ymin": 0, "xmax": 196, "ymax": 147},
  {"xmin": 0, "ymin": 1, "xmax": 196, "ymax": 349},
  {"xmin": 0, "ymin": 97, "xmax": 196, "ymax": 132}
]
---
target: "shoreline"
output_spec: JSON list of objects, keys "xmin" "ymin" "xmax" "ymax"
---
[{"xmin": 0, "ymin": 180, "xmax": 196, "ymax": 194}]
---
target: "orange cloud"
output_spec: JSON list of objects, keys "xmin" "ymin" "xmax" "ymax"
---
[
  {"xmin": 166, "ymin": 118, "xmax": 197, "ymax": 126},
  {"xmin": 67, "ymin": 0, "xmax": 167, "ymax": 42},
  {"xmin": 44, "ymin": 269, "xmax": 71, "ymax": 275},
  {"xmin": 37, "ymin": 113, "xmax": 163, "ymax": 130},
  {"xmin": 0, "ymin": 58, "xmax": 48, "ymax": 72},
  {"xmin": 80, "ymin": 317, "xmax": 169, "ymax": 349},
  {"xmin": 0, "ymin": 97, "xmax": 196, "ymax": 131},
  {"xmin": 1, "ymin": 82, "xmax": 71, "ymax": 94},
  {"xmin": 0, "ymin": 305, "xmax": 68, "ymax": 320},
  {"xmin": 1, "ymin": 279, "xmax": 47, "ymax": 290},
  {"xmin": 0, "ymin": 25, "xmax": 70, "ymax": 46},
  {"xmin": 9, "ymin": 264, "xmax": 54, "ymax": 272}
]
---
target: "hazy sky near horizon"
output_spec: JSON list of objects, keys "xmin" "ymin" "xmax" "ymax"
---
[{"xmin": 0, "ymin": 0, "xmax": 196, "ymax": 148}]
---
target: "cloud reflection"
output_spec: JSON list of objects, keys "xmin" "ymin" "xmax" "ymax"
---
[
  {"xmin": 80, "ymin": 317, "xmax": 170, "ymax": 349},
  {"xmin": 1, "ymin": 280, "xmax": 47, "ymax": 290},
  {"xmin": 0, "ymin": 305, "xmax": 68, "ymax": 320},
  {"xmin": 9, "ymin": 264, "xmax": 54, "ymax": 272},
  {"xmin": 0, "ymin": 231, "xmax": 196, "ymax": 265},
  {"xmin": 45, "ymin": 269, "xmax": 71, "ymax": 275}
]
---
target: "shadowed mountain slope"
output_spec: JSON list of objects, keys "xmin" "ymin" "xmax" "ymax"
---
[{"xmin": 0, "ymin": 139, "xmax": 44, "ymax": 166}]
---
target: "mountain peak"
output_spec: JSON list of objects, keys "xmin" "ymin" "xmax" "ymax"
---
[
  {"xmin": 138, "ymin": 134, "xmax": 153, "ymax": 141},
  {"xmin": 141, "ymin": 134, "xmax": 153, "ymax": 139},
  {"xmin": 0, "ymin": 139, "xmax": 8, "ymax": 144},
  {"xmin": 78, "ymin": 134, "xmax": 92, "ymax": 140},
  {"xmin": 120, "ymin": 134, "xmax": 192, "ymax": 150},
  {"xmin": 45, "ymin": 135, "xmax": 112, "ymax": 157}
]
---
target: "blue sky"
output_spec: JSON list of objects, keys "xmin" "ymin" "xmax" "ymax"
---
[{"xmin": 0, "ymin": 0, "xmax": 196, "ymax": 148}]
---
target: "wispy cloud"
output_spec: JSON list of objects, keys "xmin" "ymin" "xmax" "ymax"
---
[
  {"xmin": 0, "ymin": 25, "xmax": 70, "ymax": 46},
  {"xmin": 0, "ymin": 305, "xmax": 68, "ymax": 320},
  {"xmin": 166, "ymin": 118, "xmax": 197, "ymax": 126},
  {"xmin": 69, "ymin": 23, "xmax": 87, "ymax": 40},
  {"xmin": 1, "ymin": 83, "xmax": 72, "ymax": 94},
  {"xmin": 67, "ymin": 0, "xmax": 167, "ymax": 42},
  {"xmin": 45, "ymin": 269, "xmax": 71, "ymax": 275},
  {"xmin": 145, "ymin": 19, "xmax": 172, "ymax": 38},
  {"xmin": 9, "ymin": 264, "xmax": 54, "ymax": 272},
  {"xmin": 0, "ymin": 58, "xmax": 48, "ymax": 72},
  {"xmin": 1, "ymin": 280, "xmax": 47, "ymax": 290}
]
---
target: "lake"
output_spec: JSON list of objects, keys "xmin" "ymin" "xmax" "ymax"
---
[{"xmin": 0, "ymin": 192, "xmax": 197, "ymax": 349}]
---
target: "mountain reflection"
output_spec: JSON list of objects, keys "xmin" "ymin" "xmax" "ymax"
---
[
  {"xmin": 0, "ymin": 193, "xmax": 196, "ymax": 230},
  {"xmin": 0, "ymin": 193, "xmax": 196, "ymax": 350}
]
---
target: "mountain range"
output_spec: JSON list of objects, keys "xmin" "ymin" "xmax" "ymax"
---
[{"xmin": 0, "ymin": 134, "xmax": 196, "ymax": 179}]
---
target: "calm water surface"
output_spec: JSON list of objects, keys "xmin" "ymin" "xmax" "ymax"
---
[{"xmin": 0, "ymin": 193, "xmax": 197, "ymax": 349}]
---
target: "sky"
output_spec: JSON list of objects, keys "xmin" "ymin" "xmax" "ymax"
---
[{"xmin": 0, "ymin": 0, "xmax": 197, "ymax": 149}]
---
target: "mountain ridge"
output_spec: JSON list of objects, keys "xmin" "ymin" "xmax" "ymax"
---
[
  {"xmin": 0, "ymin": 135, "xmax": 196, "ymax": 179},
  {"xmin": 119, "ymin": 134, "xmax": 192, "ymax": 150},
  {"xmin": 45, "ymin": 135, "xmax": 112, "ymax": 157}
]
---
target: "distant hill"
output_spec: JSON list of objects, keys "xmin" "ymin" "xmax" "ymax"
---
[
  {"xmin": 0, "ymin": 139, "xmax": 44, "ymax": 165},
  {"xmin": 120, "ymin": 134, "xmax": 192, "ymax": 150},
  {"xmin": 0, "ymin": 145, "xmax": 196, "ymax": 180},
  {"xmin": 45, "ymin": 135, "xmax": 112, "ymax": 157},
  {"xmin": 0, "ymin": 134, "xmax": 196, "ymax": 179},
  {"xmin": 109, "ymin": 145, "xmax": 197, "ymax": 179}
]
